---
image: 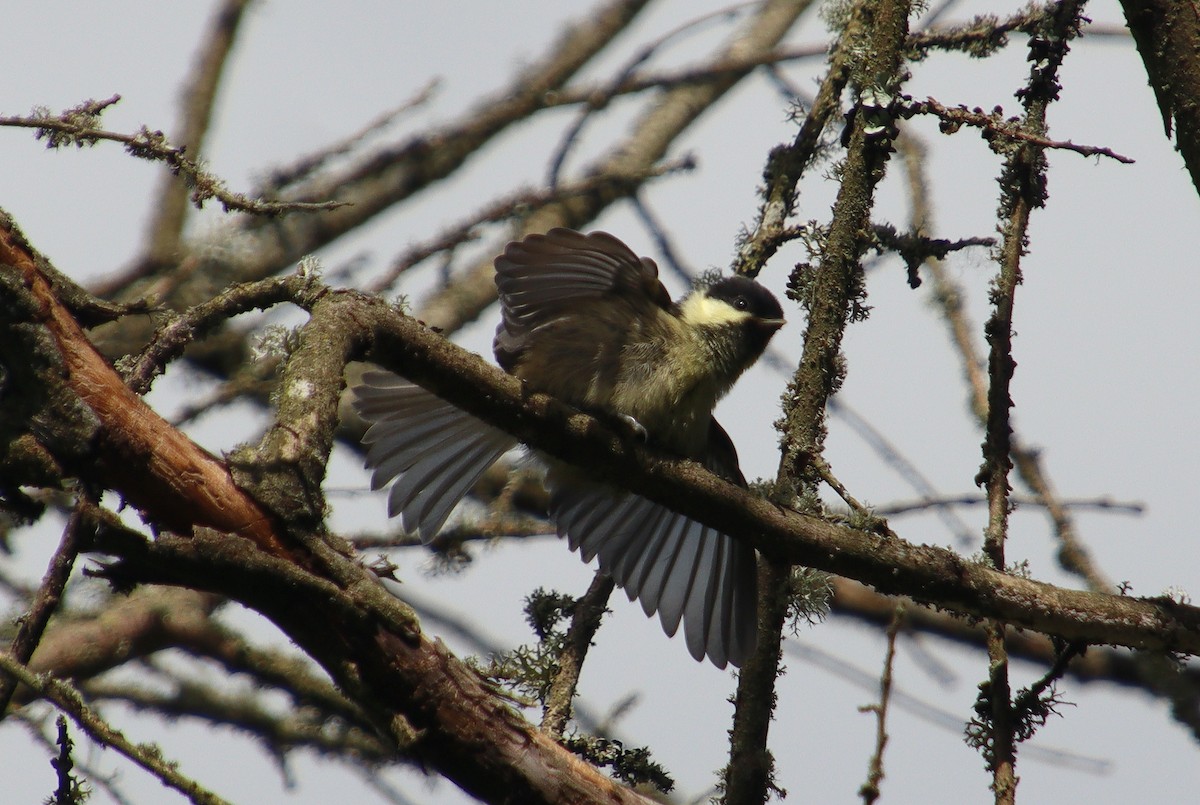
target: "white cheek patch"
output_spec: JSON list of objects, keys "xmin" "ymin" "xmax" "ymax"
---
[{"xmin": 680, "ymin": 293, "xmax": 751, "ymax": 327}]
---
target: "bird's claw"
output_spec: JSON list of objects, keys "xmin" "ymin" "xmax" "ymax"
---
[{"xmin": 618, "ymin": 414, "xmax": 649, "ymax": 442}]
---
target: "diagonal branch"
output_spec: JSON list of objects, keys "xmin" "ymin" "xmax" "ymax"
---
[
  {"xmin": 415, "ymin": 0, "xmax": 815, "ymax": 334},
  {"xmin": 141, "ymin": 0, "xmax": 254, "ymax": 270},
  {"xmin": 0, "ymin": 98, "xmax": 342, "ymax": 217},
  {"xmin": 7, "ymin": 207, "xmax": 1200, "ymax": 802},
  {"xmin": 6, "ymin": 214, "xmax": 1200, "ymax": 659},
  {"xmin": 0, "ymin": 502, "xmax": 86, "ymax": 712},
  {"xmin": 0, "ymin": 652, "xmax": 233, "ymax": 805}
]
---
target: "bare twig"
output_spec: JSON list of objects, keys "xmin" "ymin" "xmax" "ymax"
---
[
  {"xmin": 547, "ymin": 2, "xmax": 755, "ymax": 186},
  {"xmin": 17, "ymin": 711, "xmax": 135, "ymax": 805},
  {"xmin": 903, "ymin": 96, "xmax": 1135, "ymax": 163},
  {"xmin": 0, "ymin": 98, "xmax": 345, "ymax": 215},
  {"xmin": 84, "ymin": 674, "xmax": 393, "ymax": 763},
  {"xmin": 0, "ymin": 652, "xmax": 234, "ymax": 805},
  {"xmin": 143, "ymin": 0, "xmax": 254, "ymax": 269},
  {"xmin": 541, "ymin": 573, "xmax": 616, "ymax": 738},
  {"xmin": 0, "ymin": 502, "xmax": 86, "ymax": 713},
  {"xmin": 827, "ymin": 396, "xmax": 978, "ymax": 545},
  {"xmin": 876, "ymin": 493, "xmax": 1144, "ymax": 517},
  {"xmin": 255, "ymin": 79, "xmax": 441, "ymax": 197},
  {"xmin": 368, "ymin": 157, "xmax": 695, "ymax": 294},
  {"xmin": 788, "ymin": 637, "xmax": 1110, "ymax": 773},
  {"xmin": 858, "ymin": 604, "xmax": 904, "ymax": 804},
  {"xmin": 542, "ymin": 42, "xmax": 827, "ymax": 111},
  {"xmin": 122, "ymin": 273, "xmax": 323, "ymax": 395}
]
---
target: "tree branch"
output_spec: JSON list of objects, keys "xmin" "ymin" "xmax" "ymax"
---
[
  {"xmin": 1121, "ymin": 0, "xmax": 1200, "ymax": 196},
  {"xmin": 0, "ymin": 98, "xmax": 343, "ymax": 216},
  {"xmin": 6, "ymin": 216, "xmax": 1200, "ymax": 658},
  {"xmin": 141, "ymin": 0, "xmax": 254, "ymax": 269},
  {"xmin": 7, "ymin": 204, "xmax": 1200, "ymax": 802},
  {"xmin": 0, "ymin": 652, "xmax": 233, "ymax": 805}
]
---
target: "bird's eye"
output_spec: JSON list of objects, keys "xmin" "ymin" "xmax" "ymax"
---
[{"xmin": 735, "ymin": 297, "xmax": 749, "ymax": 311}]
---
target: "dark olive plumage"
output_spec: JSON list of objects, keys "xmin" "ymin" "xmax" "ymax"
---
[{"xmin": 354, "ymin": 228, "xmax": 785, "ymax": 668}]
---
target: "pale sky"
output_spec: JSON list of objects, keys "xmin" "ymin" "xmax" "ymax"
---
[{"xmin": 3, "ymin": 1, "xmax": 1198, "ymax": 803}]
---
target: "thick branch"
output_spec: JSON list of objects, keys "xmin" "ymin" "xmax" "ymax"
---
[
  {"xmin": 343, "ymin": 290, "xmax": 1200, "ymax": 655},
  {"xmin": 1121, "ymin": 0, "xmax": 1200, "ymax": 197},
  {"xmin": 6, "ymin": 222, "xmax": 1200, "ymax": 658},
  {"xmin": 8, "ymin": 210, "xmax": 1200, "ymax": 803},
  {"xmin": 1, "ymin": 214, "xmax": 653, "ymax": 804}
]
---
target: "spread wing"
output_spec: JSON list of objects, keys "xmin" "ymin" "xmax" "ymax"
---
[
  {"xmin": 352, "ymin": 371, "xmax": 518, "ymax": 540},
  {"xmin": 492, "ymin": 228, "xmax": 672, "ymax": 370},
  {"xmin": 545, "ymin": 418, "xmax": 758, "ymax": 669}
]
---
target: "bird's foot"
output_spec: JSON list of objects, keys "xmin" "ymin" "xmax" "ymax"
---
[{"xmin": 618, "ymin": 414, "xmax": 649, "ymax": 442}]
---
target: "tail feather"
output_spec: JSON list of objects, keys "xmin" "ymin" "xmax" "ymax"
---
[
  {"xmin": 352, "ymin": 371, "xmax": 516, "ymax": 541},
  {"xmin": 353, "ymin": 369, "xmax": 761, "ymax": 667},
  {"xmin": 681, "ymin": 525, "xmax": 723, "ymax": 665},
  {"xmin": 546, "ymin": 470, "xmax": 758, "ymax": 668}
]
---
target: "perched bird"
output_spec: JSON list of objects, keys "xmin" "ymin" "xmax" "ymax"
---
[{"xmin": 353, "ymin": 228, "xmax": 784, "ymax": 667}]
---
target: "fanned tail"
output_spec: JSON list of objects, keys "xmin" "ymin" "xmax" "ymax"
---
[
  {"xmin": 546, "ymin": 469, "xmax": 758, "ymax": 668},
  {"xmin": 352, "ymin": 371, "xmax": 517, "ymax": 541}
]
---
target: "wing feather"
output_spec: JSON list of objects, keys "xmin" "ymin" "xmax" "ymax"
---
[{"xmin": 352, "ymin": 372, "xmax": 517, "ymax": 541}]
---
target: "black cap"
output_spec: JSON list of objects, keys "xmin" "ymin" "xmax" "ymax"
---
[{"xmin": 707, "ymin": 276, "xmax": 784, "ymax": 323}]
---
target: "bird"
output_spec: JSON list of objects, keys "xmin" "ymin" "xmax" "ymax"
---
[{"xmin": 352, "ymin": 228, "xmax": 785, "ymax": 667}]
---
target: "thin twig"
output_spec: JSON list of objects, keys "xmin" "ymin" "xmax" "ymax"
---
[
  {"xmin": 869, "ymin": 223, "xmax": 995, "ymax": 288},
  {"xmin": 858, "ymin": 604, "xmax": 904, "ymax": 804},
  {"xmin": 368, "ymin": 157, "xmax": 695, "ymax": 294},
  {"xmin": 17, "ymin": 710, "xmax": 136, "ymax": 805},
  {"xmin": 255, "ymin": 78, "xmax": 441, "ymax": 197},
  {"xmin": 84, "ymin": 674, "xmax": 393, "ymax": 763},
  {"xmin": 121, "ymin": 273, "xmax": 323, "ymax": 395},
  {"xmin": 546, "ymin": 2, "xmax": 756, "ymax": 187},
  {"xmin": 812, "ymin": 456, "xmax": 877, "ymax": 522},
  {"xmin": 828, "ymin": 396, "xmax": 978, "ymax": 546},
  {"xmin": 541, "ymin": 573, "xmax": 615, "ymax": 738},
  {"xmin": 0, "ymin": 652, "xmax": 234, "ymax": 805},
  {"xmin": 0, "ymin": 98, "xmax": 345, "ymax": 215},
  {"xmin": 0, "ymin": 501, "xmax": 86, "ymax": 713},
  {"xmin": 876, "ymin": 494, "xmax": 1144, "ymax": 517},
  {"xmin": 903, "ymin": 96, "xmax": 1135, "ymax": 163},
  {"xmin": 787, "ymin": 638, "xmax": 1110, "ymax": 773},
  {"xmin": 50, "ymin": 715, "xmax": 81, "ymax": 805},
  {"xmin": 628, "ymin": 193, "xmax": 697, "ymax": 287},
  {"xmin": 544, "ymin": 42, "xmax": 826, "ymax": 112}
]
